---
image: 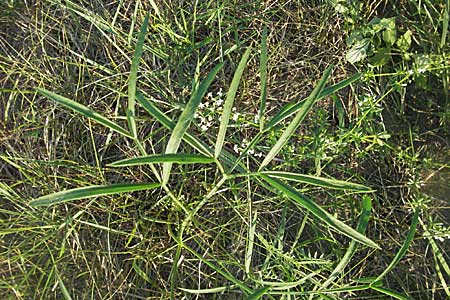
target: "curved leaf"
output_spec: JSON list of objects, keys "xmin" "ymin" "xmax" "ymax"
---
[
  {"xmin": 37, "ymin": 88, "xmax": 132, "ymax": 138},
  {"xmin": 321, "ymin": 196, "xmax": 372, "ymax": 290},
  {"xmin": 109, "ymin": 153, "xmax": 215, "ymax": 167},
  {"xmin": 265, "ymin": 73, "xmax": 361, "ymax": 131},
  {"xmin": 215, "ymin": 47, "xmax": 251, "ymax": 158},
  {"xmin": 245, "ymin": 286, "xmax": 271, "ymax": 300},
  {"xmin": 261, "ymin": 171, "xmax": 373, "ymax": 192},
  {"xmin": 259, "ymin": 26, "xmax": 268, "ymax": 130},
  {"xmin": 30, "ymin": 183, "xmax": 160, "ymax": 207},
  {"xmin": 372, "ymin": 208, "xmax": 420, "ymax": 284},
  {"xmin": 127, "ymin": 14, "xmax": 149, "ymax": 138},
  {"xmin": 162, "ymin": 62, "xmax": 224, "ymax": 185},
  {"xmin": 261, "ymin": 175, "xmax": 380, "ymax": 249},
  {"xmin": 259, "ymin": 65, "xmax": 333, "ymax": 170}
]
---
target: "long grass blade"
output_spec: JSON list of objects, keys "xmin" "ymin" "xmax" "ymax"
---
[
  {"xmin": 215, "ymin": 47, "xmax": 251, "ymax": 158},
  {"xmin": 259, "ymin": 65, "xmax": 333, "ymax": 170},
  {"xmin": 56, "ymin": 271, "xmax": 73, "ymax": 300},
  {"xmin": 261, "ymin": 171, "xmax": 373, "ymax": 192},
  {"xmin": 30, "ymin": 183, "xmax": 160, "ymax": 207},
  {"xmin": 431, "ymin": 240, "xmax": 450, "ymax": 297},
  {"xmin": 265, "ymin": 73, "xmax": 361, "ymax": 131},
  {"xmin": 254, "ymin": 272, "xmax": 319, "ymax": 290},
  {"xmin": 370, "ymin": 286, "xmax": 412, "ymax": 300},
  {"xmin": 441, "ymin": 0, "xmax": 449, "ymax": 49},
  {"xmin": 109, "ymin": 153, "xmax": 215, "ymax": 167},
  {"xmin": 261, "ymin": 175, "xmax": 380, "ymax": 249},
  {"xmin": 136, "ymin": 92, "xmax": 211, "ymax": 156},
  {"xmin": 36, "ymin": 88, "xmax": 132, "ymax": 138},
  {"xmin": 372, "ymin": 208, "xmax": 420, "ymax": 284},
  {"xmin": 162, "ymin": 62, "xmax": 224, "ymax": 185},
  {"xmin": 245, "ymin": 286, "xmax": 271, "ymax": 300},
  {"xmin": 420, "ymin": 217, "xmax": 450, "ymax": 297},
  {"xmin": 259, "ymin": 26, "xmax": 268, "ymax": 130},
  {"xmin": 320, "ymin": 196, "xmax": 372, "ymax": 291},
  {"xmin": 245, "ymin": 210, "xmax": 257, "ymax": 274},
  {"xmin": 128, "ymin": 14, "xmax": 149, "ymax": 138},
  {"xmin": 179, "ymin": 286, "xmax": 233, "ymax": 294}
]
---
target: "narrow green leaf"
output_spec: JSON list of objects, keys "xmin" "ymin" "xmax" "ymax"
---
[
  {"xmin": 265, "ymin": 73, "xmax": 361, "ymax": 131},
  {"xmin": 215, "ymin": 47, "xmax": 251, "ymax": 158},
  {"xmin": 259, "ymin": 66, "xmax": 333, "ymax": 170},
  {"xmin": 132, "ymin": 258, "xmax": 151, "ymax": 283},
  {"xmin": 109, "ymin": 153, "xmax": 215, "ymax": 167},
  {"xmin": 149, "ymin": 0, "xmax": 162, "ymax": 19},
  {"xmin": 428, "ymin": 230, "xmax": 450, "ymax": 297},
  {"xmin": 322, "ymin": 284, "xmax": 370, "ymax": 293},
  {"xmin": 441, "ymin": 1, "xmax": 449, "ymax": 49},
  {"xmin": 262, "ymin": 171, "xmax": 373, "ymax": 192},
  {"xmin": 162, "ymin": 62, "xmax": 225, "ymax": 185},
  {"xmin": 253, "ymin": 272, "xmax": 319, "ymax": 290},
  {"xmin": 370, "ymin": 286, "xmax": 412, "ymax": 300},
  {"xmin": 321, "ymin": 196, "xmax": 372, "ymax": 289},
  {"xmin": 245, "ymin": 210, "xmax": 257, "ymax": 274},
  {"xmin": 179, "ymin": 286, "xmax": 233, "ymax": 294},
  {"xmin": 372, "ymin": 208, "xmax": 420, "ymax": 284},
  {"xmin": 421, "ymin": 217, "xmax": 450, "ymax": 297},
  {"xmin": 259, "ymin": 26, "xmax": 268, "ymax": 130},
  {"xmin": 56, "ymin": 271, "xmax": 73, "ymax": 300},
  {"xmin": 36, "ymin": 88, "xmax": 132, "ymax": 138},
  {"xmin": 245, "ymin": 286, "xmax": 271, "ymax": 300},
  {"xmin": 30, "ymin": 183, "xmax": 160, "ymax": 207},
  {"xmin": 261, "ymin": 175, "xmax": 380, "ymax": 249},
  {"xmin": 127, "ymin": 14, "xmax": 149, "ymax": 138},
  {"xmin": 230, "ymin": 131, "xmax": 264, "ymax": 172}
]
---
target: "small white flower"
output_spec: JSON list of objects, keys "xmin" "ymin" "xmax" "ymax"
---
[
  {"xmin": 254, "ymin": 114, "xmax": 260, "ymax": 123},
  {"xmin": 417, "ymin": 67, "xmax": 427, "ymax": 74},
  {"xmin": 199, "ymin": 102, "xmax": 205, "ymax": 109},
  {"xmin": 435, "ymin": 236, "xmax": 445, "ymax": 242},
  {"xmin": 233, "ymin": 145, "xmax": 239, "ymax": 153},
  {"xmin": 232, "ymin": 113, "xmax": 239, "ymax": 121},
  {"xmin": 216, "ymin": 99, "xmax": 224, "ymax": 106},
  {"xmin": 207, "ymin": 92, "xmax": 213, "ymax": 99},
  {"xmin": 248, "ymin": 149, "xmax": 255, "ymax": 155},
  {"xmin": 201, "ymin": 124, "xmax": 209, "ymax": 131},
  {"xmin": 255, "ymin": 152, "xmax": 263, "ymax": 158},
  {"xmin": 217, "ymin": 88, "xmax": 223, "ymax": 97}
]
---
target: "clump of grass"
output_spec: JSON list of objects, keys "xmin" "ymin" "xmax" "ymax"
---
[{"xmin": 1, "ymin": 1, "xmax": 449, "ymax": 299}]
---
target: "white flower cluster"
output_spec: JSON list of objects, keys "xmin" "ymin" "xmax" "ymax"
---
[
  {"xmin": 194, "ymin": 88, "xmax": 225, "ymax": 132},
  {"xmin": 232, "ymin": 137, "xmax": 264, "ymax": 158},
  {"xmin": 430, "ymin": 223, "xmax": 450, "ymax": 242},
  {"xmin": 357, "ymin": 94, "xmax": 382, "ymax": 109}
]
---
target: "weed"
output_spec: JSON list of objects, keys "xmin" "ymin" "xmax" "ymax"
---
[{"xmin": 0, "ymin": 1, "xmax": 448, "ymax": 299}]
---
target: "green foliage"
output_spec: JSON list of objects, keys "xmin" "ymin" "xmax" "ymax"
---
[
  {"xmin": 30, "ymin": 183, "xmax": 161, "ymax": 207},
  {"xmin": 29, "ymin": 22, "xmax": 380, "ymax": 296},
  {"xmin": 345, "ymin": 17, "xmax": 408, "ymax": 64},
  {"xmin": 1, "ymin": 1, "xmax": 448, "ymax": 299}
]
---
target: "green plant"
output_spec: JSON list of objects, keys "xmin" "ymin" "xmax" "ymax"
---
[
  {"xmin": 28, "ymin": 15, "xmax": 385, "ymax": 298},
  {"xmin": 2, "ymin": 1, "xmax": 448, "ymax": 299}
]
